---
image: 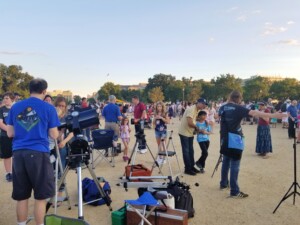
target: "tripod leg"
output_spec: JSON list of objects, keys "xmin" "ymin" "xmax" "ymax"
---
[
  {"xmin": 86, "ymin": 163, "xmax": 113, "ymax": 211},
  {"xmin": 273, "ymin": 183, "xmax": 294, "ymax": 213},
  {"xmin": 55, "ymin": 141, "xmax": 71, "ymax": 210},
  {"xmin": 146, "ymin": 142, "xmax": 163, "ymax": 175},
  {"xmin": 211, "ymin": 154, "xmax": 223, "ymax": 178},
  {"xmin": 77, "ymin": 166, "xmax": 84, "ymax": 219}
]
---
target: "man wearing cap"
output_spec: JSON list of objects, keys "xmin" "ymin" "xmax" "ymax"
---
[{"xmin": 178, "ymin": 98, "xmax": 208, "ymax": 176}]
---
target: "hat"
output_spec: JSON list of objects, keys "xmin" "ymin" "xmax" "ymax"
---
[
  {"xmin": 286, "ymin": 99, "xmax": 291, "ymax": 103},
  {"xmin": 258, "ymin": 102, "xmax": 266, "ymax": 106},
  {"xmin": 197, "ymin": 98, "xmax": 208, "ymax": 105}
]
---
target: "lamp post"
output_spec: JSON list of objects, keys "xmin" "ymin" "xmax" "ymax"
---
[{"xmin": 182, "ymin": 88, "xmax": 185, "ymax": 102}]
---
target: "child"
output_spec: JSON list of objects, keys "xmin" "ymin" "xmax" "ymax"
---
[
  {"xmin": 153, "ymin": 101, "xmax": 170, "ymax": 164},
  {"xmin": 120, "ymin": 117, "xmax": 131, "ymax": 161},
  {"xmin": 195, "ymin": 110, "xmax": 212, "ymax": 173}
]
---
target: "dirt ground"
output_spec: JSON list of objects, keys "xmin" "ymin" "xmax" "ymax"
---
[{"xmin": 1, "ymin": 117, "xmax": 300, "ymax": 225}]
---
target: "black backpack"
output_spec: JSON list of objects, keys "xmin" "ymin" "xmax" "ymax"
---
[
  {"xmin": 137, "ymin": 178, "xmax": 195, "ymax": 218},
  {"xmin": 167, "ymin": 179, "xmax": 195, "ymax": 218}
]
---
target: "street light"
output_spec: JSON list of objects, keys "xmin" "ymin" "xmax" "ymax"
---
[{"xmin": 182, "ymin": 88, "xmax": 185, "ymax": 102}]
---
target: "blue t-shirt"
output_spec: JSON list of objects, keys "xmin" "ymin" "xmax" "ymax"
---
[
  {"xmin": 196, "ymin": 121, "xmax": 211, "ymax": 142},
  {"xmin": 287, "ymin": 105, "xmax": 297, "ymax": 118},
  {"xmin": 7, "ymin": 97, "xmax": 60, "ymax": 152},
  {"xmin": 102, "ymin": 103, "xmax": 122, "ymax": 122}
]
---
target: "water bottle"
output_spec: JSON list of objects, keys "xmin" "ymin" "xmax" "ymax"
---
[{"xmin": 140, "ymin": 119, "xmax": 144, "ymax": 130}]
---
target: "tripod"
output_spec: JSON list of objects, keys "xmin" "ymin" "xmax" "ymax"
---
[
  {"xmin": 126, "ymin": 132, "xmax": 163, "ymax": 179},
  {"xmin": 56, "ymin": 136, "xmax": 112, "ymax": 219},
  {"xmin": 273, "ymin": 123, "xmax": 300, "ymax": 213},
  {"xmin": 211, "ymin": 154, "xmax": 223, "ymax": 178}
]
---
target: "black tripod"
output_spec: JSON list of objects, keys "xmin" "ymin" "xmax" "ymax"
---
[
  {"xmin": 126, "ymin": 132, "xmax": 163, "ymax": 178},
  {"xmin": 273, "ymin": 123, "xmax": 300, "ymax": 213},
  {"xmin": 55, "ymin": 135, "xmax": 112, "ymax": 219},
  {"xmin": 211, "ymin": 154, "xmax": 223, "ymax": 178}
]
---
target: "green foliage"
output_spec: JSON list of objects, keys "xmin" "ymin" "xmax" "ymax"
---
[
  {"xmin": 269, "ymin": 78, "xmax": 300, "ymax": 100},
  {"xmin": 97, "ymin": 82, "xmax": 121, "ymax": 101},
  {"xmin": 0, "ymin": 64, "xmax": 34, "ymax": 98},
  {"xmin": 148, "ymin": 87, "xmax": 164, "ymax": 103},
  {"xmin": 243, "ymin": 76, "xmax": 271, "ymax": 101},
  {"xmin": 164, "ymin": 80, "xmax": 184, "ymax": 102},
  {"xmin": 88, "ymin": 98, "xmax": 96, "ymax": 105},
  {"xmin": 73, "ymin": 95, "xmax": 81, "ymax": 104},
  {"xmin": 211, "ymin": 74, "xmax": 243, "ymax": 100}
]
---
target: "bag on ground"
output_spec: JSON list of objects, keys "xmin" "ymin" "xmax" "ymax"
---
[{"xmin": 82, "ymin": 177, "xmax": 111, "ymax": 206}]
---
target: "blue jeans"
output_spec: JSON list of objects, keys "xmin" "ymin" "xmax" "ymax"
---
[
  {"xmin": 179, "ymin": 134, "xmax": 195, "ymax": 171},
  {"xmin": 220, "ymin": 155, "xmax": 240, "ymax": 196}
]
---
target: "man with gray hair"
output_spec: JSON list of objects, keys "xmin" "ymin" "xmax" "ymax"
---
[{"xmin": 102, "ymin": 95, "xmax": 123, "ymax": 150}]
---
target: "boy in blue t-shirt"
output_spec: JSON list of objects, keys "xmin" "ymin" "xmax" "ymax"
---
[{"xmin": 195, "ymin": 110, "xmax": 212, "ymax": 173}]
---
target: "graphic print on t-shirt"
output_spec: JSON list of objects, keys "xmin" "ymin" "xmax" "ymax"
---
[{"xmin": 17, "ymin": 106, "xmax": 40, "ymax": 131}]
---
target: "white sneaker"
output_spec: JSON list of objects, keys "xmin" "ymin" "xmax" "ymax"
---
[
  {"xmin": 156, "ymin": 158, "xmax": 164, "ymax": 165},
  {"xmin": 139, "ymin": 148, "xmax": 148, "ymax": 154}
]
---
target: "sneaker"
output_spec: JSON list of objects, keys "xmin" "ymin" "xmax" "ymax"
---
[
  {"xmin": 195, "ymin": 162, "xmax": 203, "ymax": 171},
  {"xmin": 6, "ymin": 173, "xmax": 12, "ymax": 182},
  {"xmin": 199, "ymin": 168, "xmax": 205, "ymax": 173},
  {"xmin": 192, "ymin": 167, "xmax": 201, "ymax": 173},
  {"xmin": 220, "ymin": 185, "xmax": 229, "ymax": 190},
  {"xmin": 139, "ymin": 148, "xmax": 148, "ymax": 154},
  {"xmin": 230, "ymin": 192, "xmax": 249, "ymax": 199},
  {"xmin": 184, "ymin": 170, "xmax": 197, "ymax": 176}
]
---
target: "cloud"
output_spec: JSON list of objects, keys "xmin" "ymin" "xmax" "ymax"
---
[
  {"xmin": 287, "ymin": 20, "xmax": 295, "ymax": 25},
  {"xmin": 278, "ymin": 39, "xmax": 300, "ymax": 46},
  {"xmin": 252, "ymin": 10, "xmax": 261, "ymax": 14},
  {"xmin": 0, "ymin": 50, "xmax": 46, "ymax": 56},
  {"xmin": 263, "ymin": 24, "xmax": 287, "ymax": 36},
  {"xmin": 209, "ymin": 37, "xmax": 215, "ymax": 42},
  {"xmin": 227, "ymin": 6, "xmax": 239, "ymax": 13},
  {"xmin": 237, "ymin": 15, "xmax": 247, "ymax": 22},
  {"xmin": 0, "ymin": 51, "xmax": 23, "ymax": 55}
]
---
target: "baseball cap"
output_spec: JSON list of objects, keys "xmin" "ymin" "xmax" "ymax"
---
[
  {"xmin": 258, "ymin": 102, "xmax": 266, "ymax": 106},
  {"xmin": 197, "ymin": 98, "xmax": 208, "ymax": 105}
]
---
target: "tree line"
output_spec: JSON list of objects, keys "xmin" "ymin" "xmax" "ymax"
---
[
  {"xmin": 1, "ymin": 64, "xmax": 299, "ymax": 103},
  {"xmin": 97, "ymin": 73, "xmax": 300, "ymax": 103}
]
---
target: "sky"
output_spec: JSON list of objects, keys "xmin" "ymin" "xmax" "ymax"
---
[{"xmin": 1, "ymin": 0, "xmax": 300, "ymax": 97}]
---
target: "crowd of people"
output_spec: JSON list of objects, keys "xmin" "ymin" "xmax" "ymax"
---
[{"xmin": 1, "ymin": 79, "xmax": 300, "ymax": 224}]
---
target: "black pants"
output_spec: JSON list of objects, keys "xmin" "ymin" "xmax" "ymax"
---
[
  {"xmin": 197, "ymin": 141, "xmax": 210, "ymax": 168},
  {"xmin": 288, "ymin": 118, "xmax": 296, "ymax": 138}
]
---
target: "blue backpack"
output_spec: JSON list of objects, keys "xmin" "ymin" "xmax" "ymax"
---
[{"xmin": 82, "ymin": 177, "xmax": 111, "ymax": 206}]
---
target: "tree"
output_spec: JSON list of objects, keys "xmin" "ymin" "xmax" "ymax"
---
[
  {"xmin": 164, "ymin": 80, "xmax": 184, "ymax": 102},
  {"xmin": 148, "ymin": 87, "xmax": 164, "ymax": 103},
  {"xmin": 73, "ymin": 95, "xmax": 81, "ymax": 104},
  {"xmin": 243, "ymin": 76, "xmax": 271, "ymax": 101},
  {"xmin": 97, "ymin": 82, "xmax": 121, "ymax": 101},
  {"xmin": 88, "ymin": 98, "xmax": 96, "ymax": 105},
  {"xmin": 144, "ymin": 73, "xmax": 176, "ymax": 101},
  {"xmin": 120, "ymin": 89, "xmax": 143, "ymax": 102},
  {"xmin": 269, "ymin": 78, "xmax": 300, "ymax": 100},
  {"xmin": 0, "ymin": 64, "xmax": 34, "ymax": 97},
  {"xmin": 211, "ymin": 74, "xmax": 243, "ymax": 100}
]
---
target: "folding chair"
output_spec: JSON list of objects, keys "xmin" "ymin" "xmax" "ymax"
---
[
  {"xmin": 125, "ymin": 192, "xmax": 160, "ymax": 225},
  {"xmin": 44, "ymin": 214, "xmax": 89, "ymax": 225},
  {"xmin": 90, "ymin": 129, "xmax": 116, "ymax": 168}
]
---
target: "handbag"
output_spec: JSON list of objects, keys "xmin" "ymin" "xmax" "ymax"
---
[{"xmin": 228, "ymin": 132, "xmax": 244, "ymax": 151}]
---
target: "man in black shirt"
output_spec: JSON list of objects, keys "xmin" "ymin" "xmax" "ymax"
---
[{"xmin": 219, "ymin": 91, "xmax": 284, "ymax": 198}]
